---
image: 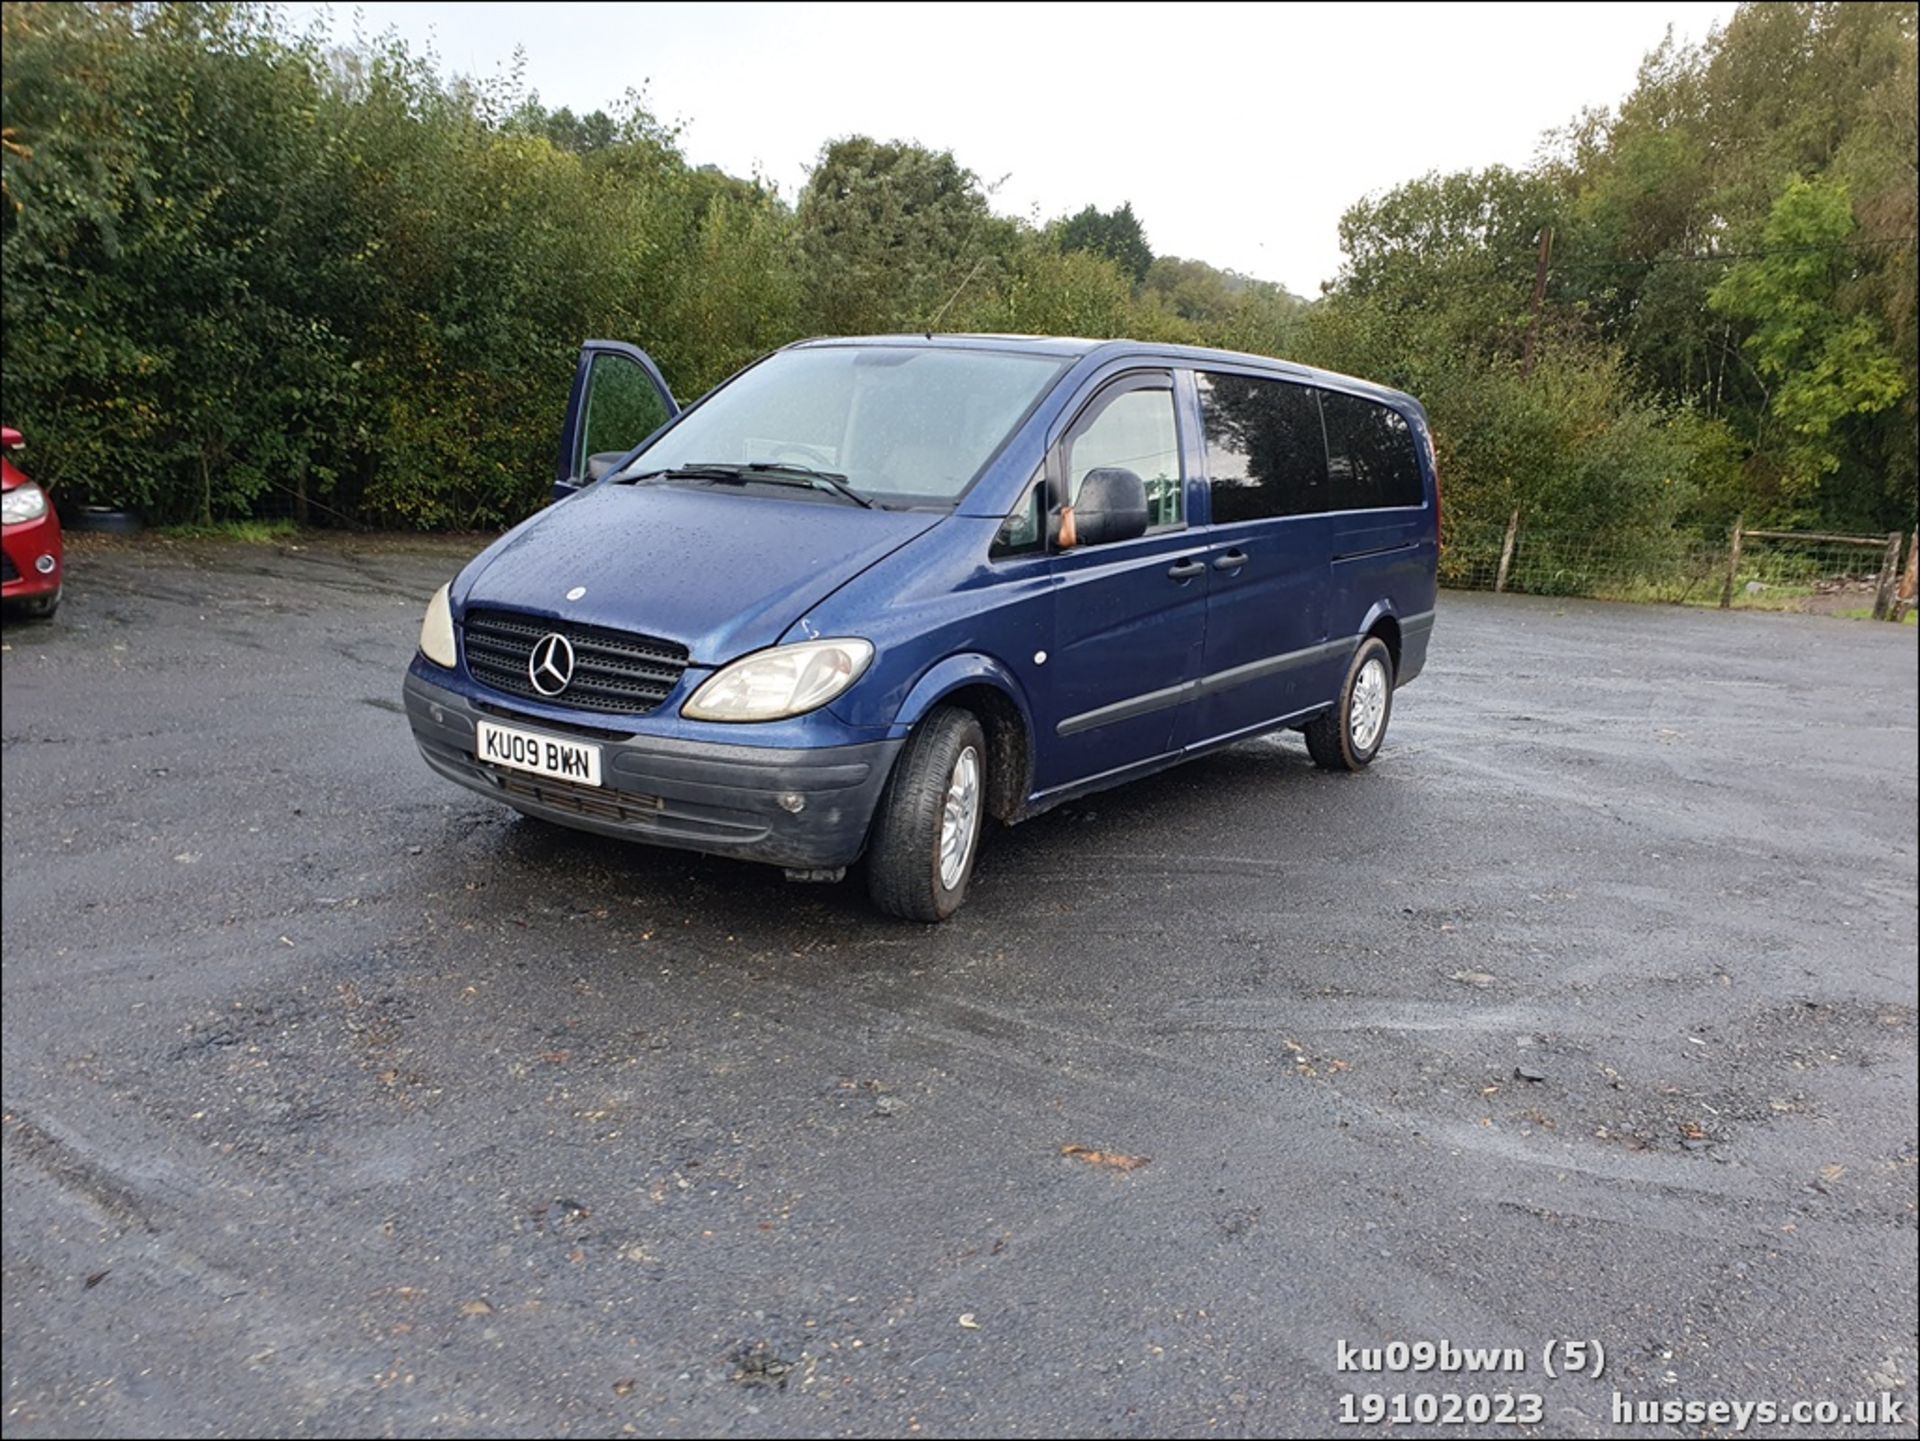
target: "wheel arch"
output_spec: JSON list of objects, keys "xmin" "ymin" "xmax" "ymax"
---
[
  {"xmin": 893, "ymin": 654, "xmax": 1035, "ymax": 824},
  {"xmin": 1355, "ymin": 600, "xmax": 1403, "ymax": 677}
]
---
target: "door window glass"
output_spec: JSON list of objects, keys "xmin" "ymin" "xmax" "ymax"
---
[
  {"xmin": 1320, "ymin": 391, "xmax": 1424, "ymax": 511},
  {"xmin": 1196, "ymin": 372, "xmax": 1327, "ymax": 521},
  {"xmin": 577, "ymin": 354, "xmax": 672, "ymax": 480},
  {"xmin": 1062, "ymin": 383, "xmax": 1183, "ymax": 529}
]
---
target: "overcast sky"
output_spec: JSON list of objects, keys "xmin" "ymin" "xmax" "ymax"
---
[{"xmin": 291, "ymin": 1, "xmax": 1741, "ymax": 296}]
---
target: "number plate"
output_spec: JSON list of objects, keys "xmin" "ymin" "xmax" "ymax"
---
[{"xmin": 475, "ymin": 720, "xmax": 602, "ymax": 787}]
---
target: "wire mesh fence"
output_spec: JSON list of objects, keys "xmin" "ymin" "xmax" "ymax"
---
[{"xmin": 1443, "ymin": 517, "xmax": 1915, "ymax": 621}]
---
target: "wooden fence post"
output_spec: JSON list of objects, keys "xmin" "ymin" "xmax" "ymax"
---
[
  {"xmin": 1494, "ymin": 508, "xmax": 1521, "ymax": 594},
  {"xmin": 1895, "ymin": 528, "xmax": 1918, "ymax": 623},
  {"xmin": 1720, "ymin": 515, "xmax": 1744, "ymax": 610},
  {"xmin": 1872, "ymin": 530, "xmax": 1903, "ymax": 621}
]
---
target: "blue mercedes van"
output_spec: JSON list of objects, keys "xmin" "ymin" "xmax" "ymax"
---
[{"xmin": 405, "ymin": 335, "xmax": 1438, "ymax": 920}]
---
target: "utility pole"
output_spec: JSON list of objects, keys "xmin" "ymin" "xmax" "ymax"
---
[
  {"xmin": 1521, "ymin": 226, "xmax": 1554, "ymax": 379},
  {"xmin": 1500, "ymin": 224, "xmax": 1556, "ymax": 595}
]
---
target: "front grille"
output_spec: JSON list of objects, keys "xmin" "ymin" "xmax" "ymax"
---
[
  {"xmin": 1, "ymin": 551, "xmax": 17, "ymax": 583},
  {"xmin": 472, "ymin": 699, "xmax": 634, "ymax": 743},
  {"xmin": 495, "ymin": 770, "xmax": 665, "ymax": 826},
  {"xmin": 462, "ymin": 609, "xmax": 689, "ymax": 715}
]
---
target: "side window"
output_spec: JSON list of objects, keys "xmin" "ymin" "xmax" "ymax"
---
[
  {"xmin": 1321, "ymin": 391, "xmax": 1424, "ymax": 511},
  {"xmin": 1196, "ymin": 371, "xmax": 1327, "ymax": 521},
  {"xmin": 576, "ymin": 353, "xmax": 672, "ymax": 481},
  {"xmin": 992, "ymin": 474, "xmax": 1045, "ymax": 558},
  {"xmin": 1061, "ymin": 382, "xmax": 1183, "ymax": 530}
]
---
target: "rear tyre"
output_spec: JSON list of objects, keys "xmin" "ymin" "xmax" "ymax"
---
[
  {"xmin": 866, "ymin": 706, "xmax": 987, "ymax": 922},
  {"xmin": 1305, "ymin": 636, "xmax": 1393, "ymax": 771}
]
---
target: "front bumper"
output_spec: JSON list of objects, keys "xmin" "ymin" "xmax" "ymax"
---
[
  {"xmin": 1, "ymin": 512, "xmax": 62, "ymax": 599},
  {"xmin": 404, "ymin": 669, "xmax": 902, "ymax": 869}
]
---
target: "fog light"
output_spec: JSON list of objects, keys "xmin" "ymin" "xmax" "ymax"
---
[
  {"xmin": 35, "ymin": 554, "xmax": 56, "ymax": 574},
  {"xmin": 777, "ymin": 792, "xmax": 806, "ymax": 814}
]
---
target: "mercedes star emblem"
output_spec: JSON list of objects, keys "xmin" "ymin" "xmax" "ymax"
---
[{"xmin": 528, "ymin": 632, "xmax": 575, "ymax": 696}]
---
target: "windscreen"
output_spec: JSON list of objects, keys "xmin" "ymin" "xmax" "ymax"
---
[{"xmin": 623, "ymin": 345, "xmax": 1066, "ymax": 504}]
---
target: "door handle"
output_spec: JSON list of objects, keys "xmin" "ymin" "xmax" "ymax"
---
[
  {"xmin": 1213, "ymin": 549, "xmax": 1249, "ymax": 572},
  {"xmin": 1166, "ymin": 557, "xmax": 1206, "ymax": 580}
]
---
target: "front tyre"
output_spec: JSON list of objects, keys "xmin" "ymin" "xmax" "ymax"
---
[
  {"xmin": 1305, "ymin": 636, "xmax": 1394, "ymax": 771},
  {"xmin": 17, "ymin": 586, "xmax": 61, "ymax": 619},
  {"xmin": 867, "ymin": 706, "xmax": 987, "ymax": 922}
]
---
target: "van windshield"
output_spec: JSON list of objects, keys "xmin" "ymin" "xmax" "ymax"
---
[{"xmin": 620, "ymin": 345, "xmax": 1067, "ymax": 506}]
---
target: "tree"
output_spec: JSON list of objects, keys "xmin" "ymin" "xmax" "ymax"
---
[
  {"xmin": 1708, "ymin": 177, "xmax": 1906, "ymax": 504},
  {"xmin": 1056, "ymin": 201, "xmax": 1152, "ymax": 286},
  {"xmin": 1549, "ymin": 1, "xmax": 1918, "ymax": 526},
  {"xmin": 1332, "ymin": 166, "xmax": 1564, "ymax": 366},
  {"xmin": 985, "ymin": 240, "xmax": 1134, "ymax": 338},
  {"xmin": 795, "ymin": 137, "xmax": 1010, "ymax": 335}
]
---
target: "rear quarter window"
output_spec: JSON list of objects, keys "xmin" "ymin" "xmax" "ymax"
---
[{"xmin": 1321, "ymin": 391, "xmax": 1424, "ymax": 511}]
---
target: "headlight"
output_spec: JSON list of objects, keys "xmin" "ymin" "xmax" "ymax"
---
[
  {"xmin": 682, "ymin": 638, "xmax": 873, "ymax": 722},
  {"xmin": 418, "ymin": 582, "xmax": 456, "ymax": 668},
  {"xmin": 2, "ymin": 482, "xmax": 48, "ymax": 526}
]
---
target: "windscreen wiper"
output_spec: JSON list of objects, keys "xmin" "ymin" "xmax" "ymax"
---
[
  {"xmin": 621, "ymin": 462, "xmax": 873, "ymax": 508},
  {"xmin": 742, "ymin": 462, "xmax": 874, "ymax": 508}
]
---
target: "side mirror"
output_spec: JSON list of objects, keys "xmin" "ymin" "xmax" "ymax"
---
[
  {"xmin": 1066, "ymin": 467, "xmax": 1149, "ymax": 547},
  {"xmin": 555, "ymin": 451, "xmax": 629, "ymax": 501}
]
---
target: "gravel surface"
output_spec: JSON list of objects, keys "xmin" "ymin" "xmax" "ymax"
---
[{"xmin": 3, "ymin": 534, "xmax": 1916, "ymax": 1437}]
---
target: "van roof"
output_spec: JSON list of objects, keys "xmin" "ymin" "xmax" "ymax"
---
[{"xmin": 786, "ymin": 333, "xmax": 1419, "ymax": 409}]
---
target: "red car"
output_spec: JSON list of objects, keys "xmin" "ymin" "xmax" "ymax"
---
[{"xmin": 2, "ymin": 426, "xmax": 63, "ymax": 618}]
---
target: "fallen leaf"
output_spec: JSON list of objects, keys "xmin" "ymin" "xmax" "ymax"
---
[
  {"xmin": 1061, "ymin": 1144, "xmax": 1150, "ymax": 1172},
  {"xmin": 460, "ymin": 1299, "xmax": 495, "ymax": 1317},
  {"xmin": 613, "ymin": 1379, "xmax": 636, "ymax": 1396},
  {"xmin": 958, "ymin": 1314, "xmax": 980, "ymax": 1329},
  {"xmin": 1820, "ymin": 1164, "xmax": 1846, "ymax": 1183},
  {"xmin": 83, "ymin": 1270, "xmax": 109, "ymax": 1290}
]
